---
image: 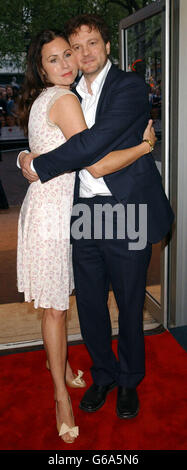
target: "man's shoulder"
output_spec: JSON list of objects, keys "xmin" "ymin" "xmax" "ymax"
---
[{"xmin": 106, "ymin": 64, "xmax": 146, "ymax": 88}]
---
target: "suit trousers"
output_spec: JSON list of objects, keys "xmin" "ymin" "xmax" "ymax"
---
[{"xmin": 72, "ymin": 196, "xmax": 152, "ymax": 388}]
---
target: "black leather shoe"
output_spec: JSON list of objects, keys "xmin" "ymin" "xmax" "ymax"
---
[
  {"xmin": 79, "ymin": 382, "xmax": 116, "ymax": 412},
  {"xmin": 116, "ymin": 387, "xmax": 139, "ymax": 419}
]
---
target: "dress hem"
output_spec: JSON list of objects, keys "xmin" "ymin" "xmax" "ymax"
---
[{"xmin": 17, "ymin": 290, "xmax": 72, "ymax": 311}]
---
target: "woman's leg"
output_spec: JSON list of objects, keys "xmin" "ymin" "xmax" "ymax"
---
[
  {"xmin": 45, "ymin": 324, "xmax": 86, "ymax": 387},
  {"xmin": 41, "ymin": 308, "xmax": 77, "ymax": 443}
]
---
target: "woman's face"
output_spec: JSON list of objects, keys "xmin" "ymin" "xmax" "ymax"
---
[{"xmin": 41, "ymin": 37, "xmax": 78, "ymax": 88}]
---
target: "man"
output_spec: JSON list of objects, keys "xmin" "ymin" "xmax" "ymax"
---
[{"xmin": 19, "ymin": 14, "xmax": 174, "ymax": 419}]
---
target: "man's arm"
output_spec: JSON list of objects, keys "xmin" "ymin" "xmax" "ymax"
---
[{"xmin": 33, "ymin": 75, "xmax": 149, "ymax": 183}]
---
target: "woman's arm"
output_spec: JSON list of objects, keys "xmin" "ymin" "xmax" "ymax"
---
[
  {"xmin": 17, "ymin": 92, "xmax": 87, "ymax": 183},
  {"xmin": 49, "ymin": 92, "xmax": 87, "ymax": 138},
  {"xmin": 86, "ymin": 119, "xmax": 156, "ymax": 178}
]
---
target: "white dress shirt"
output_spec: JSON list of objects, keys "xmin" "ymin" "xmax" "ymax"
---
[
  {"xmin": 17, "ymin": 59, "xmax": 112, "ymax": 196},
  {"xmin": 77, "ymin": 59, "xmax": 112, "ymax": 197}
]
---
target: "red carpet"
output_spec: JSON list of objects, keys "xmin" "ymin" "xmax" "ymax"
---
[{"xmin": 0, "ymin": 331, "xmax": 186, "ymax": 451}]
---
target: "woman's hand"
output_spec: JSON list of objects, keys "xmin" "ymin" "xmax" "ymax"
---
[{"xmin": 143, "ymin": 119, "xmax": 157, "ymax": 148}]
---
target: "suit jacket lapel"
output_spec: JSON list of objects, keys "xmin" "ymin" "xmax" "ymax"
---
[
  {"xmin": 95, "ymin": 64, "xmax": 120, "ymax": 119},
  {"xmin": 73, "ymin": 64, "xmax": 120, "ymax": 202},
  {"xmin": 73, "ymin": 87, "xmax": 82, "ymax": 103}
]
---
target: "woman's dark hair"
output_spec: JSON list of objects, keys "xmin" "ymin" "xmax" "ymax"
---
[
  {"xmin": 18, "ymin": 29, "xmax": 68, "ymax": 135},
  {"xmin": 65, "ymin": 14, "xmax": 110, "ymax": 45}
]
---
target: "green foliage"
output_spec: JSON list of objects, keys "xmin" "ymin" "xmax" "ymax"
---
[{"xmin": 0, "ymin": 0, "xmax": 155, "ymax": 68}]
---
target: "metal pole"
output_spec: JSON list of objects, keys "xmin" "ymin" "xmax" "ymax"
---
[{"xmin": 163, "ymin": 0, "xmax": 170, "ymax": 327}]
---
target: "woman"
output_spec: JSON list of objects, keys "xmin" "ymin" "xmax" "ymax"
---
[{"xmin": 17, "ymin": 30, "xmax": 156, "ymax": 444}]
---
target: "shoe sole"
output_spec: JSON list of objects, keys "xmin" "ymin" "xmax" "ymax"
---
[
  {"xmin": 79, "ymin": 382, "xmax": 117, "ymax": 413},
  {"xmin": 116, "ymin": 405, "xmax": 139, "ymax": 420}
]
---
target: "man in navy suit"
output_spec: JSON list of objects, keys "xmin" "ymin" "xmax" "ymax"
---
[{"xmin": 19, "ymin": 14, "xmax": 174, "ymax": 419}]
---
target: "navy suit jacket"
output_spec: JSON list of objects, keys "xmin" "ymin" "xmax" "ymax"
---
[{"xmin": 34, "ymin": 64, "xmax": 174, "ymax": 243}]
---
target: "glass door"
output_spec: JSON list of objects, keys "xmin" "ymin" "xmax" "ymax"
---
[{"xmin": 119, "ymin": 0, "xmax": 170, "ymax": 328}]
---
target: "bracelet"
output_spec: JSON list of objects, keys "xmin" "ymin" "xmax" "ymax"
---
[{"xmin": 142, "ymin": 139, "xmax": 154, "ymax": 152}]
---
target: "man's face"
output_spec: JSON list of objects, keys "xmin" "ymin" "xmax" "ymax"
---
[{"xmin": 69, "ymin": 25, "xmax": 110, "ymax": 81}]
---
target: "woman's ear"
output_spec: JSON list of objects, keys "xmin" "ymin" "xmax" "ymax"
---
[
  {"xmin": 106, "ymin": 41, "xmax": 110, "ymax": 56},
  {"xmin": 39, "ymin": 67, "xmax": 48, "ymax": 85},
  {"xmin": 41, "ymin": 68, "xmax": 47, "ymax": 79}
]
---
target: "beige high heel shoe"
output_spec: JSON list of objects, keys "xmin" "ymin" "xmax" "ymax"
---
[
  {"xmin": 46, "ymin": 360, "xmax": 86, "ymax": 388},
  {"xmin": 56, "ymin": 396, "xmax": 79, "ymax": 444}
]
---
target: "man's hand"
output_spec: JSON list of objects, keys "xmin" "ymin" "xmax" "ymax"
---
[{"xmin": 19, "ymin": 152, "xmax": 39, "ymax": 183}]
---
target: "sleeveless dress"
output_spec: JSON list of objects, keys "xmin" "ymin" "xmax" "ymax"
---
[{"xmin": 17, "ymin": 86, "xmax": 76, "ymax": 310}]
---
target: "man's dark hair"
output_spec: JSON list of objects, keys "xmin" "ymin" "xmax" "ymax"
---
[{"xmin": 65, "ymin": 14, "xmax": 110, "ymax": 44}]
